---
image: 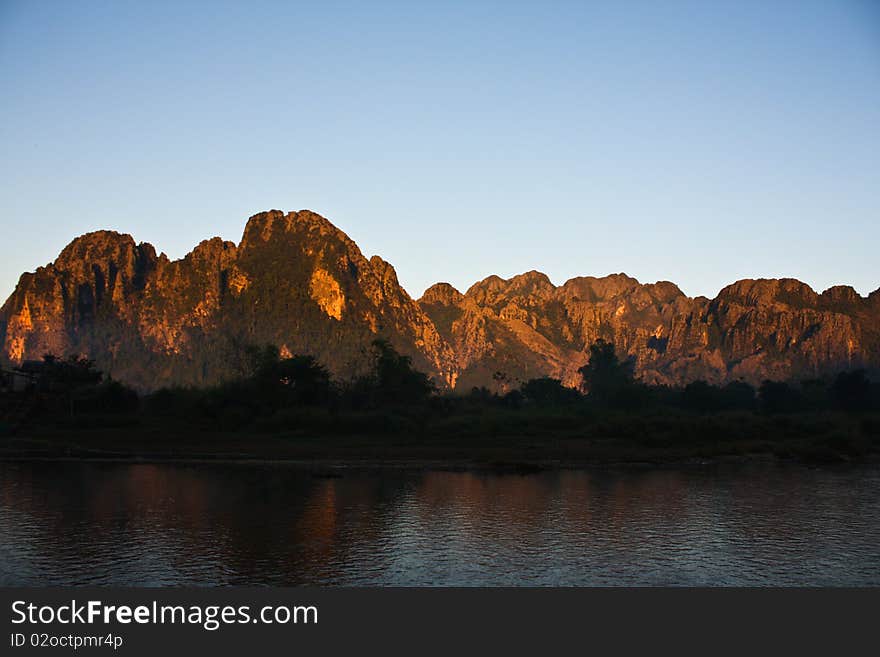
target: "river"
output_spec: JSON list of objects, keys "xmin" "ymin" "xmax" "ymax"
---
[{"xmin": 1, "ymin": 461, "xmax": 878, "ymax": 585}]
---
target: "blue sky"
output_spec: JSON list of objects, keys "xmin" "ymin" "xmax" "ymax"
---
[{"xmin": 1, "ymin": 0, "xmax": 878, "ymax": 302}]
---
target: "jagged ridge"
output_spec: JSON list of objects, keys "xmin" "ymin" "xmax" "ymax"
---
[{"xmin": 2, "ymin": 209, "xmax": 878, "ymax": 391}]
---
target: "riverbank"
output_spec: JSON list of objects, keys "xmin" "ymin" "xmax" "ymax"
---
[{"xmin": 2, "ymin": 421, "xmax": 878, "ymax": 470}]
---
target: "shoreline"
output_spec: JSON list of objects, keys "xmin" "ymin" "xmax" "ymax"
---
[{"xmin": 2, "ymin": 434, "xmax": 877, "ymax": 471}]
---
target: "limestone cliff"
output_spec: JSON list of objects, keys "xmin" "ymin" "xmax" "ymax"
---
[
  {"xmin": 1, "ymin": 209, "xmax": 877, "ymax": 391},
  {"xmin": 0, "ymin": 210, "xmax": 454, "ymax": 389},
  {"xmin": 418, "ymin": 272, "xmax": 880, "ymax": 390}
]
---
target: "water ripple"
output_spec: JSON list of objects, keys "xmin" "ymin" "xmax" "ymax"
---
[{"xmin": 1, "ymin": 462, "xmax": 879, "ymax": 585}]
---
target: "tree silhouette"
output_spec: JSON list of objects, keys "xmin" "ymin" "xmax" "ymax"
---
[
  {"xmin": 231, "ymin": 344, "xmax": 333, "ymax": 407},
  {"xmin": 578, "ymin": 339, "xmax": 635, "ymax": 402},
  {"xmin": 758, "ymin": 380, "xmax": 805, "ymax": 413},
  {"xmin": 41, "ymin": 354, "xmax": 103, "ymax": 417},
  {"xmin": 830, "ymin": 369, "xmax": 871, "ymax": 412},
  {"xmin": 364, "ymin": 339, "xmax": 435, "ymax": 406},
  {"xmin": 520, "ymin": 377, "xmax": 579, "ymax": 406}
]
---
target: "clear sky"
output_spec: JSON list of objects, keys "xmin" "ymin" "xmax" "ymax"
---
[{"xmin": 1, "ymin": 0, "xmax": 878, "ymax": 303}]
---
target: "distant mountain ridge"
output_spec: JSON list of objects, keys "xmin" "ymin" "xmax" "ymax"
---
[{"xmin": 2, "ymin": 209, "xmax": 878, "ymax": 391}]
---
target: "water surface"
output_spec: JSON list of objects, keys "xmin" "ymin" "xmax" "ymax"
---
[{"xmin": 1, "ymin": 461, "xmax": 878, "ymax": 586}]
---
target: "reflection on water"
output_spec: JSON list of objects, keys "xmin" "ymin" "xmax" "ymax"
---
[{"xmin": 1, "ymin": 461, "xmax": 878, "ymax": 585}]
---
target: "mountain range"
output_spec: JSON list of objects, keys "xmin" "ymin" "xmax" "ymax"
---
[{"xmin": 2, "ymin": 209, "xmax": 878, "ymax": 392}]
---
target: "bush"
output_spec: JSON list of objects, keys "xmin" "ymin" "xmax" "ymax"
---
[
  {"xmin": 520, "ymin": 377, "xmax": 580, "ymax": 406},
  {"xmin": 759, "ymin": 381, "xmax": 806, "ymax": 413}
]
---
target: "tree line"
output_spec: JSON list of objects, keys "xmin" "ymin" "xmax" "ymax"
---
[{"xmin": 8, "ymin": 338, "xmax": 880, "ymax": 431}]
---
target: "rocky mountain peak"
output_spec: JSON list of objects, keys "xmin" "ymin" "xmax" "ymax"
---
[
  {"xmin": 419, "ymin": 283, "xmax": 464, "ymax": 306},
  {"xmin": 558, "ymin": 273, "xmax": 642, "ymax": 302},
  {"xmin": 715, "ymin": 278, "xmax": 820, "ymax": 308},
  {"xmin": 54, "ymin": 230, "xmax": 137, "ymax": 265},
  {"xmin": 239, "ymin": 209, "xmax": 355, "ymax": 255},
  {"xmin": 821, "ymin": 285, "xmax": 861, "ymax": 305}
]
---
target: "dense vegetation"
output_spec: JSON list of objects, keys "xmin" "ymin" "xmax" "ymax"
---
[{"xmin": 3, "ymin": 339, "xmax": 880, "ymax": 464}]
